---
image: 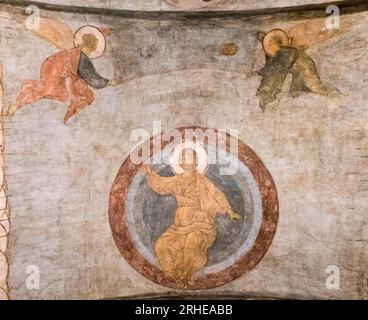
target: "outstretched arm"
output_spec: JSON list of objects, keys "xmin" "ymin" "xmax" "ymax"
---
[
  {"xmin": 204, "ymin": 177, "xmax": 241, "ymax": 220},
  {"xmin": 77, "ymin": 52, "xmax": 115, "ymax": 89},
  {"xmin": 257, "ymin": 48, "xmax": 298, "ymax": 76},
  {"xmin": 140, "ymin": 165, "xmax": 179, "ymax": 195}
]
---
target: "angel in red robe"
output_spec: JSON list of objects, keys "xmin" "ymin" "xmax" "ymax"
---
[{"xmin": 8, "ymin": 20, "xmax": 118, "ymax": 123}]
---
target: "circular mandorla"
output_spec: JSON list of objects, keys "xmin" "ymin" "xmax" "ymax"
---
[{"xmin": 109, "ymin": 127, "xmax": 279, "ymax": 290}]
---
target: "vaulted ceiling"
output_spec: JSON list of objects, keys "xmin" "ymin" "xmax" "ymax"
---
[{"xmin": 12, "ymin": 0, "xmax": 349, "ymax": 11}]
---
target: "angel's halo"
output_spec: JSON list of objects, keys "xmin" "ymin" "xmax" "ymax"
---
[
  {"xmin": 74, "ymin": 25, "xmax": 106, "ymax": 59},
  {"xmin": 262, "ymin": 29, "xmax": 290, "ymax": 56}
]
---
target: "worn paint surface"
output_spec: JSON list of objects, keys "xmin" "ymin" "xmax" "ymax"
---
[
  {"xmin": 109, "ymin": 129, "xmax": 278, "ymax": 290},
  {"xmin": 24, "ymin": 0, "xmax": 348, "ymax": 11},
  {"xmin": 0, "ymin": 2, "xmax": 367, "ymax": 299}
]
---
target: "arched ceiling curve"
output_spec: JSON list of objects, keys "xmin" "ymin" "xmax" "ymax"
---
[{"xmin": 11, "ymin": 0, "xmax": 348, "ymax": 12}]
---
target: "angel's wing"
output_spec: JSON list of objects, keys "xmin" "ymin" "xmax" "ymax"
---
[
  {"xmin": 27, "ymin": 17, "xmax": 75, "ymax": 50},
  {"xmin": 11, "ymin": 11, "xmax": 75, "ymax": 50},
  {"xmin": 288, "ymin": 18, "xmax": 340, "ymax": 51},
  {"xmin": 37, "ymin": 17, "xmax": 75, "ymax": 50},
  {"xmin": 287, "ymin": 17, "xmax": 367, "ymax": 62}
]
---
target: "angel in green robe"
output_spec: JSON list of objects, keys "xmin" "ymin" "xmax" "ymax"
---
[{"xmin": 255, "ymin": 28, "xmax": 339, "ymax": 111}]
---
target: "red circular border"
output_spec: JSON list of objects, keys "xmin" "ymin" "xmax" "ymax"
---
[{"xmin": 109, "ymin": 127, "xmax": 279, "ymax": 290}]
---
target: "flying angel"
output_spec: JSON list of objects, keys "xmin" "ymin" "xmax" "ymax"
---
[
  {"xmin": 8, "ymin": 16, "xmax": 118, "ymax": 123},
  {"xmin": 255, "ymin": 18, "xmax": 345, "ymax": 111}
]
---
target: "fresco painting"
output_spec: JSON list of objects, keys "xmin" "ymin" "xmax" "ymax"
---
[
  {"xmin": 7, "ymin": 18, "xmax": 118, "ymax": 123},
  {"xmin": 0, "ymin": 1, "xmax": 367, "ymax": 300},
  {"xmin": 109, "ymin": 129, "xmax": 278, "ymax": 290},
  {"xmin": 254, "ymin": 18, "xmax": 345, "ymax": 111}
]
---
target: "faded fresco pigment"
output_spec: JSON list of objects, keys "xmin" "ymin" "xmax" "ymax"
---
[{"xmin": 0, "ymin": 1, "xmax": 367, "ymax": 300}]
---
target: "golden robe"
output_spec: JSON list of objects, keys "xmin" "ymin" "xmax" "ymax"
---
[{"xmin": 146, "ymin": 170, "xmax": 233, "ymax": 285}]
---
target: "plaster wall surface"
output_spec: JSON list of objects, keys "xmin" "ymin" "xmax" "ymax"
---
[
  {"xmin": 0, "ymin": 3, "xmax": 367, "ymax": 299},
  {"xmin": 11, "ymin": 0, "xmax": 347, "ymax": 11}
]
